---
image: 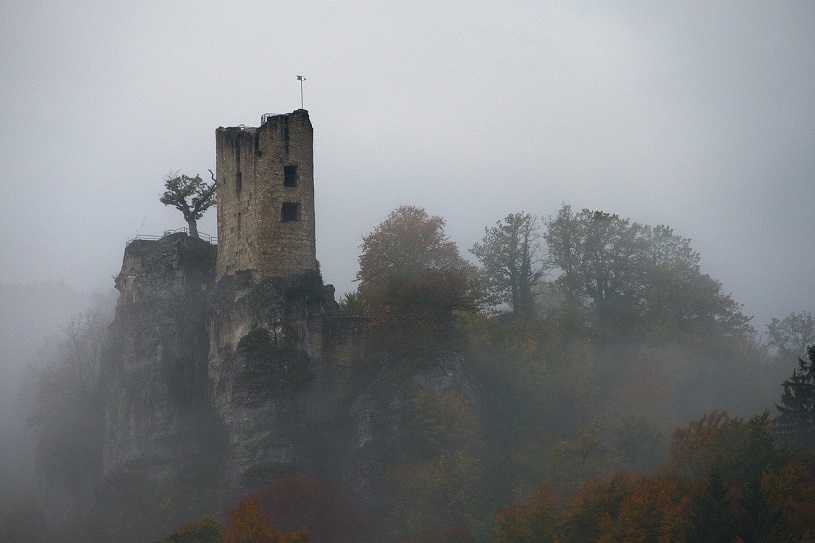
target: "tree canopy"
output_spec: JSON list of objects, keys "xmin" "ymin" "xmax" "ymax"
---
[
  {"xmin": 471, "ymin": 212, "xmax": 544, "ymax": 317},
  {"xmin": 351, "ymin": 205, "xmax": 480, "ymax": 354},
  {"xmin": 543, "ymin": 204, "xmax": 753, "ymax": 338},
  {"xmin": 160, "ymin": 171, "xmax": 217, "ymax": 239},
  {"xmin": 767, "ymin": 311, "xmax": 815, "ymax": 360},
  {"xmin": 355, "ymin": 205, "xmax": 476, "ymax": 311},
  {"xmin": 357, "ymin": 205, "xmax": 468, "ymax": 288}
]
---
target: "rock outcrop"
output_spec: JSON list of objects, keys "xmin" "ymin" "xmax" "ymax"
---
[
  {"xmin": 103, "ymin": 233, "xmax": 222, "ymax": 480},
  {"xmin": 101, "ymin": 232, "xmax": 478, "ymax": 517}
]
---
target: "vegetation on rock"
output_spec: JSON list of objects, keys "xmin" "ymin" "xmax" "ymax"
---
[
  {"xmin": 160, "ymin": 171, "xmax": 217, "ymax": 239},
  {"xmin": 12, "ymin": 203, "xmax": 815, "ymax": 543}
]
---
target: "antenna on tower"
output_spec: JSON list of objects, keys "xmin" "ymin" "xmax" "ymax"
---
[{"xmin": 297, "ymin": 75, "xmax": 306, "ymax": 109}]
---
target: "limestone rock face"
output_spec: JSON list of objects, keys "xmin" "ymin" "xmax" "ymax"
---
[
  {"xmin": 207, "ymin": 270, "xmax": 330, "ymax": 495},
  {"xmin": 100, "ymin": 232, "xmax": 479, "ymax": 518},
  {"xmin": 102, "ymin": 233, "xmax": 222, "ymax": 479}
]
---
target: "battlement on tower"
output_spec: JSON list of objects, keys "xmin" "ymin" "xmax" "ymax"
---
[{"xmin": 215, "ymin": 110, "xmax": 316, "ymax": 281}]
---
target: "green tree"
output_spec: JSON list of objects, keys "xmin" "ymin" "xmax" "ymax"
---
[
  {"xmin": 471, "ymin": 212, "xmax": 545, "ymax": 317},
  {"xmin": 550, "ymin": 422, "xmax": 612, "ymax": 498},
  {"xmin": 544, "ymin": 205, "xmax": 642, "ymax": 325},
  {"xmin": 543, "ymin": 204, "xmax": 753, "ymax": 338},
  {"xmin": 777, "ymin": 345, "xmax": 815, "ymax": 451},
  {"xmin": 160, "ymin": 171, "xmax": 217, "ymax": 239}
]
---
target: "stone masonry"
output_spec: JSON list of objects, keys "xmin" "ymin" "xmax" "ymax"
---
[{"xmin": 215, "ymin": 110, "xmax": 317, "ymax": 281}]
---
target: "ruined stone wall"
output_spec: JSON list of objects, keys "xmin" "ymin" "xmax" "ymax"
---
[{"xmin": 215, "ymin": 110, "xmax": 316, "ymax": 281}]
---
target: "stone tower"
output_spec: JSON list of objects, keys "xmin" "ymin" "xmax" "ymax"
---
[{"xmin": 215, "ymin": 109, "xmax": 316, "ymax": 280}]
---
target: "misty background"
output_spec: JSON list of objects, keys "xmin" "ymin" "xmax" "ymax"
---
[
  {"xmin": 1, "ymin": 2, "xmax": 813, "ymax": 338},
  {"xmin": 2, "ymin": 2, "xmax": 815, "ymax": 539}
]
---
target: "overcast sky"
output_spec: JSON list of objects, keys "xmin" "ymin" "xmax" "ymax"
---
[{"xmin": 1, "ymin": 1, "xmax": 813, "ymax": 330}]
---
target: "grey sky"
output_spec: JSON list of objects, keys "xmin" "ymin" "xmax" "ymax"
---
[{"xmin": 1, "ymin": 1, "xmax": 813, "ymax": 329}]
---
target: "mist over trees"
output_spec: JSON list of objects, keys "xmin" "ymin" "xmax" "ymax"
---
[
  {"xmin": 3, "ymin": 203, "xmax": 814, "ymax": 542},
  {"xmin": 470, "ymin": 212, "xmax": 544, "ymax": 317},
  {"xmin": 0, "ymin": 282, "xmax": 106, "ymax": 510},
  {"xmin": 543, "ymin": 204, "xmax": 753, "ymax": 340},
  {"xmin": 767, "ymin": 311, "xmax": 815, "ymax": 361}
]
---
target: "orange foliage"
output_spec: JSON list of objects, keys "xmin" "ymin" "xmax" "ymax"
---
[
  {"xmin": 221, "ymin": 498, "xmax": 308, "ymax": 543},
  {"xmin": 407, "ymin": 524, "xmax": 472, "ymax": 543},
  {"xmin": 596, "ymin": 476, "xmax": 691, "ymax": 543},
  {"xmin": 560, "ymin": 472, "xmax": 645, "ymax": 543},
  {"xmin": 764, "ymin": 458, "xmax": 815, "ymax": 539},
  {"xmin": 494, "ymin": 485, "xmax": 558, "ymax": 543},
  {"xmin": 249, "ymin": 473, "xmax": 363, "ymax": 543},
  {"xmin": 666, "ymin": 411, "xmax": 747, "ymax": 477}
]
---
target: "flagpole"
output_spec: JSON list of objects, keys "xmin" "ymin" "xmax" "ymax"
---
[{"xmin": 297, "ymin": 75, "xmax": 306, "ymax": 109}]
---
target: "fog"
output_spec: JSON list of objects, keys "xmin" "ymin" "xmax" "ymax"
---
[
  {"xmin": 2, "ymin": 3, "xmax": 815, "ymax": 539},
  {"xmin": 0, "ymin": 1, "xmax": 812, "ymax": 330}
]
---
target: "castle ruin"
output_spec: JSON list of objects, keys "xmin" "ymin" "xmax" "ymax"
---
[
  {"xmin": 104, "ymin": 109, "xmax": 370, "ymax": 505},
  {"xmin": 215, "ymin": 109, "xmax": 317, "ymax": 280}
]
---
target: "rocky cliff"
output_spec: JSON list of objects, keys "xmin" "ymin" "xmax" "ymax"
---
[
  {"xmin": 103, "ymin": 233, "xmax": 222, "ymax": 480},
  {"xmin": 101, "ymin": 232, "xmax": 477, "ymax": 519}
]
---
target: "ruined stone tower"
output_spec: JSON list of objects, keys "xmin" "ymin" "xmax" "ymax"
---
[{"xmin": 215, "ymin": 109, "xmax": 316, "ymax": 280}]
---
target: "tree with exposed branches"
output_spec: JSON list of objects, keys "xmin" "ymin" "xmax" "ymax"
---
[
  {"xmin": 159, "ymin": 170, "xmax": 217, "ymax": 239},
  {"xmin": 767, "ymin": 311, "xmax": 815, "ymax": 360},
  {"xmin": 543, "ymin": 204, "xmax": 753, "ymax": 338},
  {"xmin": 471, "ymin": 212, "xmax": 545, "ymax": 317}
]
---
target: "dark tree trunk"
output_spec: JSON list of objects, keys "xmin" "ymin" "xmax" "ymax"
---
[{"xmin": 186, "ymin": 218, "xmax": 199, "ymax": 239}]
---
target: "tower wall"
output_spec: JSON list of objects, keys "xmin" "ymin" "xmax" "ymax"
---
[{"xmin": 215, "ymin": 110, "xmax": 316, "ymax": 280}]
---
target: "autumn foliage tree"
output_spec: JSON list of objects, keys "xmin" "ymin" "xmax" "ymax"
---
[
  {"xmin": 494, "ymin": 410, "xmax": 815, "ymax": 543},
  {"xmin": 357, "ymin": 206, "xmax": 468, "ymax": 290},
  {"xmin": 494, "ymin": 486, "xmax": 559, "ymax": 543},
  {"xmin": 385, "ymin": 388, "xmax": 486, "ymax": 540},
  {"xmin": 353, "ymin": 205, "xmax": 480, "ymax": 354},
  {"xmin": 248, "ymin": 474, "xmax": 364, "ymax": 543},
  {"xmin": 221, "ymin": 498, "xmax": 308, "ymax": 543}
]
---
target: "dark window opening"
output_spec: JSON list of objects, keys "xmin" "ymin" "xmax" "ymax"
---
[
  {"xmin": 281, "ymin": 202, "xmax": 299, "ymax": 222},
  {"xmin": 284, "ymin": 165, "xmax": 297, "ymax": 187},
  {"xmin": 236, "ymin": 171, "xmax": 242, "ymax": 193}
]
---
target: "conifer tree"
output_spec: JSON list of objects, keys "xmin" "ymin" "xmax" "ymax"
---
[{"xmin": 776, "ymin": 345, "xmax": 815, "ymax": 450}]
